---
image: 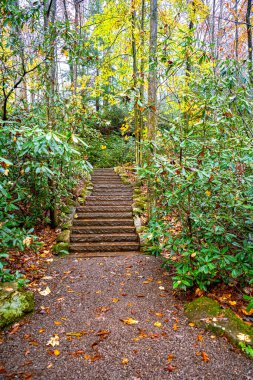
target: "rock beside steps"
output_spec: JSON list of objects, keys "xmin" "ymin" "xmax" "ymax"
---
[{"xmin": 70, "ymin": 168, "xmax": 140, "ymax": 257}]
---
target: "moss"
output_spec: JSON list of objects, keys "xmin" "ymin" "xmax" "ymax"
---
[
  {"xmin": 0, "ymin": 287, "xmax": 34, "ymax": 329},
  {"xmin": 185, "ymin": 297, "xmax": 253, "ymax": 348},
  {"xmin": 61, "ymin": 221, "xmax": 72, "ymax": 230},
  {"xmin": 61, "ymin": 205, "xmax": 71, "ymax": 214},
  {"xmin": 53, "ymin": 242, "xmax": 69, "ymax": 255},
  {"xmin": 56, "ymin": 230, "xmax": 70, "ymax": 243}
]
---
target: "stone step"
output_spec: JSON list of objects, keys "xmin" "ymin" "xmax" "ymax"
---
[
  {"xmin": 77, "ymin": 205, "xmax": 132, "ymax": 212},
  {"xmin": 73, "ymin": 219, "xmax": 134, "ymax": 226},
  {"xmin": 68, "ymin": 251, "xmax": 140, "ymax": 258},
  {"xmin": 70, "ymin": 241, "xmax": 140, "ymax": 252},
  {"xmin": 71, "ymin": 233, "xmax": 138, "ymax": 242},
  {"xmin": 93, "ymin": 184, "xmax": 131, "ymax": 188},
  {"xmin": 86, "ymin": 196, "xmax": 132, "ymax": 200},
  {"xmin": 92, "ymin": 191, "xmax": 133, "ymax": 196},
  {"xmin": 76, "ymin": 212, "xmax": 133, "ymax": 219},
  {"xmin": 84, "ymin": 201, "xmax": 132, "ymax": 206},
  {"xmin": 71, "ymin": 226, "xmax": 136, "ymax": 234}
]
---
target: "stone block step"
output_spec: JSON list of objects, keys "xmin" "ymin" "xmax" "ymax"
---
[
  {"xmin": 92, "ymin": 191, "xmax": 133, "ymax": 196},
  {"xmin": 71, "ymin": 233, "xmax": 138, "ymax": 242},
  {"xmin": 84, "ymin": 201, "xmax": 133, "ymax": 207},
  {"xmin": 70, "ymin": 241, "xmax": 140, "ymax": 252},
  {"xmin": 86, "ymin": 196, "xmax": 132, "ymax": 201},
  {"xmin": 67, "ymin": 251, "xmax": 140, "ymax": 258},
  {"xmin": 71, "ymin": 226, "xmax": 136, "ymax": 234},
  {"xmin": 93, "ymin": 185, "xmax": 131, "ymax": 189},
  {"xmin": 76, "ymin": 212, "xmax": 132, "ymax": 219},
  {"xmin": 73, "ymin": 219, "xmax": 134, "ymax": 226},
  {"xmin": 77, "ymin": 206, "xmax": 132, "ymax": 212}
]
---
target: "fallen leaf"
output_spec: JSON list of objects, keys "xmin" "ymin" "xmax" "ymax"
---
[
  {"xmin": 69, "ymin": 350, "xmax": 84, "ymax": 357},
  {"xmin": 39, "ymin": 329, "xmax": 45, "ymax": 333},
  {"xmin": 121, "ymin": 318, "xmax": 139, "ymax": 325},
  {"xmin": 159, "ymin": 286, "xmax": 165, "ymax": 290},
  {"xmin": 47, "ymin": 334, "xmax": 59, "ymax": 347},
  {"xmin": 228, "ymin": 301, "xmax": 237, "ymax": 306},
  {"xmin": 54, "ymin": 321, "xmax": 62, "ymax": 326},
  {"xmin": 38, "ymin": 286, "xmax": 51, "ymax": 296},
  {"xmin": 121, "ymin": 358, "xmax": 129, "ymax": 365},
  {"xmin": 112, "ymin": 298, "xmax": 119, "ymax": 303},
  {"xmin": 237, "ymin": 333, "xmax": 251, "ymax": 342},
  {"xmin": 155, "ymin": 312, "xmax": 164, "ymax": 317},
  {"xmin": 173, "ymin": 324, "xmax": 178, "ymax": 331},
  {"xmin": 9, "ymin": 323, "xmax": 21, "ymax": 335},
  {"xmin": 197, "ymin": 335, "xmax": 203, "ymax": 342},
  {"xmin": 196, "ymin": 351, "xmax": 209, "ymax": 362},
  {"xmin": 66, "ymin": 331, "xmax": 88, "ymax": 338},
  {"xmin": 154, "ymin": 321, "xmax": 162, "ymax": 327},
  {"xmin": 167, "ymin": 354, "xmax": 174, "ymax": 362},
  {"xmin": 189, "ymin": 322, "xmax": 195, "ymax": 327},
  {"xmin": 164, "ymin": 364, "xmax": 177, "ymax": 372},
  {"xmin": 47, "ymin": 363, "xmax": 53, "ymax": 369},
  {"xmin": 53, "ymin": 349, "xmax": 60, "ymax": 356},
  {"xmin": 96, "ymin": 330, "xmax": 110, "ymax": 337}
]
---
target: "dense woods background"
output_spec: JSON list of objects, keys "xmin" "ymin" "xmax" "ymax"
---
[{"xmin": 0, "ymin": 0, "xmax": 253, "ymax": 294}]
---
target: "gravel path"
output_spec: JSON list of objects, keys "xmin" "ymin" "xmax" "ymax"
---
[{"xmin": 0, "ymin": 255, "xmax": 252, "ymax": 380}]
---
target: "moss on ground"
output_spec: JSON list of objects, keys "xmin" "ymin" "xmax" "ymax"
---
[
  {"xmin": 0, "ymin": 283, "xmax": 34, "ymax": 329},
  {"xmin": 185, "ymin": 297, "xmax": 253, "ymax": 348}
]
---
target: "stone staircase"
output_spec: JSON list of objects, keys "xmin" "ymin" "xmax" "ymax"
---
[{"xmin": 70, "ymin": 168, "xmax": 140, "ymax": 257}]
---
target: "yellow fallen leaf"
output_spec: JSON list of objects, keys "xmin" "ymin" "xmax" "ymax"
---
[
  {"xmin": 121, "ymin": 358, "xmax": 129, "ymax": 365},
  {"xmin": 173, "ymin": 323, "xmax": 178, "ymax": 331},
  {"xmin": 53, "ymin": 349, "xmax": 60, "ymax": 356},
  {"xmin": 155, "ymin": 312, "xmax": 164, "ymax": 317},
  {"xmin": 38, "ymin": 286, "xmax": 51, "ymax": 296},
  {"xmin": 189, "ymin": 322, "xmax": 195, "ymax": 327},
  {"xmin": 154, "ymin": 321, "xmax": 162, "ymax": 327},
  {"xmin": 46, "ymin": 334, "xmax": 59, "ymax": 347},
  {"xmin": 101, "ymin": 145, "xmax": 107, "ymax": 150},
  {"xmin": 39, "ymin": 329, "xmax": 45, "ymax": 333},
  {"xmin": 167, "ymin": 354, "xmax": 174, "ymax": 362},
  {"xmin": 205, "ymin": 190, "xmax": 211, "ymax": 196},
  {"xmin": 112, "ymin": 298, "xmax": 119, "ymax": 303},
  {"xmin": 54, "ymin": 321, "xmax": 62, "ymax": 326},
  {"xmin": 228, "ymin": 300, "xmax": 237, "ymax": 306},
  {"xmin": 121, "ymin": 318, "xmax": 139, "ymax": 325},
  {"xmin": 237, "ymin": 333, "xmax": 251, "ymax": 342}
]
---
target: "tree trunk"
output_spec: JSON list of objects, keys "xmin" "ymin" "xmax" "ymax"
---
[
  {"xmin": 246, "ymin": 0, "xmax": 253, "ymax": 82},
  {"xmin": 147, "ymin": 0, "xmax": 158, "ymax": 219},
  {"xmin": 138, "ymin": 0, "xmax": 146, "ymax": 166},
  {"xmin": 131, "ymin": 0, "xmax": 140, "ymax": 165},
  {"xmin": 147, "ymin": 0, "xmax": 158, "ymax": 141}
]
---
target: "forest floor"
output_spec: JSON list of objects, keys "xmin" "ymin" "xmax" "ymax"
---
[{"xmin": 0, "ymin": 254, "xmax": 253, "ymax": 380}]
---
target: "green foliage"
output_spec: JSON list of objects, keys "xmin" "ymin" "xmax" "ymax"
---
[
  {"xmin": 140, "ymin": 60, "xmax": 253, "ymax": 291},
  {"xmin": 87, "ymin": 133, "xmax": 135, "ymax": 168},
  {"xmin": 238, "ymin": 342, "xmax": 253, "ymax": 358},
  {"xmin": 0, "ymin": 119, "xmax": 91, "ymax": 282},
  {"xmin": 243, "ymin": 295, "xmax": 253, "ymax": 313}
]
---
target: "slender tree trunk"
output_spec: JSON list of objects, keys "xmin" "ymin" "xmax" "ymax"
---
[
  {"xmin": 73, "ymin": 0, "xmax": 80, "ymax": 94},
  {"xmin": 235, "ymin": 0, "xmax": 239, "ymax": 61},
  {"xmin": 138, "ymin": 0, "xmax": 146, "ymax": 166},
  {"xmin": 147, "ymin": 0, "xmax": 158, "ymax": 219},
  {"xmin": 216, "ymin": 0, "xmax": 223, "ymax": 61},
  {"xmin": 246, "ymin": 0, "xmax": 253, "ymax": 82},
  {"xmin": 131, "ymin": 0, "xmax": 140, "ymax": 165},
  {"xmin": 147, "ymin": 0, "xmax": 158, "ymax": 141}
]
